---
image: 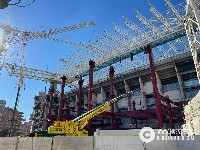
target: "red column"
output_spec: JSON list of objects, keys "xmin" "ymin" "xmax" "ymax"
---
[
  {"xmin": 145, "ymin": 45, "xmax": 163, "ymax": 128},
  {"xmin": 78, "ymin": 78, "xmax": 84, "ymax": 116},
  {"xmin": 109, "ymin": 66, "xmax": 115, "ymax": 128},
  {"xmin": 166, "ymin": 99, "xmax": 174, "ymax": 128},
  {"xmin": 87, "ymin": 60, "xmax": 95, "ymax": 135},
  {"xmin": 57, "ymin": 76, "xmax": 67, "ymax": 121}
]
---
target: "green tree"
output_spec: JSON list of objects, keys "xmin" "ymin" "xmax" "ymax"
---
[{"xmin": 0, "ymin": 128, "xmax": 9, "ymax": 137}]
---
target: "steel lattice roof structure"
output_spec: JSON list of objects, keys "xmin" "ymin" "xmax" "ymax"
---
[
  {"xmin": 60, "ymin": 0, "xmax": 197, "ymax": 88},
  {"xmin": 0, "ymin": 0, "xmax": 199, "ymax": 90}
]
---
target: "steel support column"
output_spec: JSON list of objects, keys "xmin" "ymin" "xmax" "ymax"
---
[
  {"xmin": 87, "ymin": 60, "xmax": 95, "ymax": 135},
  {"xmin": 109, "ymin": 66, "xmax": 115, "ymax": 128},
  {"xmin": 145, "ymin": 45, "xmax": 163, "ymax": 128},
  {"xmin": 57, "ymin": 76, "xmax": 67, "ymax": 121},
  {"xmin": 78, "ymin": 77, "xmax": 84, "ymax": 116}
]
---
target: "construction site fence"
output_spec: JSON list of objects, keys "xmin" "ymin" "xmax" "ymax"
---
[{"xmin": 0, "ymin": 135, "xmax": 200, "ymax": 150}]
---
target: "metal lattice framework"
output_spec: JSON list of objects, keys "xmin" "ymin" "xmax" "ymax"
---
[
  {"xmin": 185, "ymin": 0, "xmax": 200, "ymax": 82},
  {"xmin": 60, "ymin": 0, "xmax": 193, "ymax": 88},
  {"xmin": 0, "ymin": 13, "xmax": 95, "ymax": 86},
  {"xmin": 0, "ymin": 21, "xmax": 95, "ymax": 52},
  {"xmin": 1, "ymin": 0, "xmax": 199, "ymax": 90}
]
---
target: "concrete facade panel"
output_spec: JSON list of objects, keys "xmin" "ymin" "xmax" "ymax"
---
[
  {"xmin": 143, "ymin": 82, "xmax": 153, "ymax": 94},
  {"xmin": 163, "ymin": 90, "xmax": 182, "ymax": 102}
]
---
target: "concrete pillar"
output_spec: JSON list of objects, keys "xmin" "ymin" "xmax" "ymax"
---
[
  {"xmin": 114, "ymin": 85, "xmax": 117, "ymax": 96},
  {"xmin": 92, "ymin": 92, "xmax": 97, "ymax": 107},
  {"xmin": 155, "ymin": 72, "xmax": 163, "ymax": 95},
  {"xmin": 100, "ymin": 87, "xmax": 106, "ymax": 103},
  {"xmin": 84, "ymin": 93, "xmax": 88, "ymax": 111},
  {"xmin": 97, "ymin": 87, "xmax": 106, "ymax": 104},
  {"xmin": 175, "ymin": 64, "xmax": 185, "ymax": 101},
  {"xmin": 124, "ymin": 80, "xmax": 131, "ymax": 111},
  {"xmin": 124, "ymin": 80, "xmax": 130, "ymax": 92},
  {"xmin": 139, "ymin": 77, "xmax": 147, "ymax": 110}
]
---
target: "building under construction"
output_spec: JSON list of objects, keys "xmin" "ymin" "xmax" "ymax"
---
[
  {"xmin": 30, "ymin": 51, "xmax": 198, "ymax": 133},
  {"xmin": 0, "ymin": 0, "xmax": 199, "ymax": 149},
  {"xmin": 29, "ymin": 0, "xmax": 200, "ymax": 135}
]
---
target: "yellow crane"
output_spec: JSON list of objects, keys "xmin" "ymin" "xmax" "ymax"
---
[{"xmin": 47, "ymin": 92, "xmax": 132, "ymax": 136}]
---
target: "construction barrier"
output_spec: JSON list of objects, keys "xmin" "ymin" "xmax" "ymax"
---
[
  {"xmin": 0, "ymin": 137, "xmax": 18, "ymax": 150},
  {"xmin": 176, "ymin": 136, "xmax": 200, "ymax": 150},
  {"xmin": 146, "ymin": 139, "xmax": 178, "ymax": 150},
  {"xmin": 52, "ymin": 136, "xmax": 93, "ymax": 150},
  {"xmin": 0, "ymin": 135, "xmax": 200, "ymax": 150},
  {"xmin": 94, "ymin": 136, "xmax": 144, "ymax": 150},
  {"xmin": 17, "ymin": 137, "xmax": 52, "ymax": 150}
]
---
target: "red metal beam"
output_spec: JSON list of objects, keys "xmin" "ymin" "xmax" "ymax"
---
[
  {"xmin": 109, "ymin": 66, "xmax": 115, "ymax": 128},
  {"xmin": 114, "ymin": 110, "xmax": 157, "ymax": 119},
  {"xmin": 88, "ymin": 60, "xmax": 95, "ymax": 135},
  {"xmin": 145, "ymin": 45, "xmax": 163, "ymax": 128},
  {"xmin": 78, "ymin": 78, "xmax": 84, "ymax": 116},
  {"xmin": 166, "ymin": 98, "xmax": 174, "ymax": 128},
  {"xmin": 57, "ymin": 76, "xmax": 67, "ymax": 121}
]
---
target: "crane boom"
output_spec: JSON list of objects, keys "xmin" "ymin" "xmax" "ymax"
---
[
  {"xmin": 3, "ymin": 63, "xmax": 61, "ymax": 83},
  {"xmin": 2, "ymin": 63, "xmax": 79, "ymax": 87},
  {"xmin": 1, "ymin": 22, "xmax": 95, "ymax": 45},
  {"xmin": 47, "ymin": 92, "xmax": 132, "ymax": 136}
]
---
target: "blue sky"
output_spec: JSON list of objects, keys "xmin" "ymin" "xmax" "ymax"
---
[{"xmin": 0, "ymin": 0, "xmax": 184, "ymax": 121}]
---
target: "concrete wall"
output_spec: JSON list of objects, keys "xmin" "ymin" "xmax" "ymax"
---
[
  {"xmin": 94, "ymin": 136, "xmax": 144, "ymax": 150},
  {"xmin": 116, "ymin": 97, "xmax": 128, "ymax": 108},
  {"xmin": 163, "ymin": 90, "xmax": 182, "ymax": 102},
  {"xmin": 144, "ymin": 81, "xmax": 153, "ymax": 94},
  {"xmin": 0, "ymin": 135, "xmax": 199, "ymax": 150},
  {"xmin": 183, "ymin": 91, "xmax": 200, "ymax": 135}
]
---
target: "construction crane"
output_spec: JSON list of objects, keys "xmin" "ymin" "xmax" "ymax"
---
[
  {"xmin": 0, "ymin": 19, "xmax": 95, "ymax": 137},
  {"xmin": 0, "ymin": 21, "xmax": 95, "ymax": 53},
  {"xmin": 0, "ymin": 20, "xmax": 95, "ymax": 84},
  {"xmin": 32, "ymin": 91, "xmax": 132, "ymax": 137},
  {"xmin": 0, "ymin": 20, "xmax": 95, "ymax": 83}
]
